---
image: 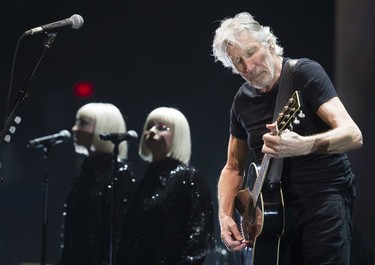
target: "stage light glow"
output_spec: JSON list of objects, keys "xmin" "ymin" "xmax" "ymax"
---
[{"xmin": 73, "ymin": 81, "xmax": 94, "ymax": 98}]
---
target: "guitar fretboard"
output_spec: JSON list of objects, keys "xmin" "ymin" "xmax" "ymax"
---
[{"xmin": 251, "ymin": 154, "xmax": 271, "ymax": 208}]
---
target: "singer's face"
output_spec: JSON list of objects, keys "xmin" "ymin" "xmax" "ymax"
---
[
  {"xmin": 72, "ymin": 114, "xmax": 95, "ymax": 149},
  {"xmin": 144, "ymin": 120, "xmax": 173, "ymax": 161}
]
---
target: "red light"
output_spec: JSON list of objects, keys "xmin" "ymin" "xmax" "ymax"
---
[{"xmin": 73, "ymin": 81, "xmax": 94, "ymax": 98}]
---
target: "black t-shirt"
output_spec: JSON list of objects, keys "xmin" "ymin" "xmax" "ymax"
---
[{"xmin": 230, "ymin": 58, "xmax": 354, "ymax": 197}]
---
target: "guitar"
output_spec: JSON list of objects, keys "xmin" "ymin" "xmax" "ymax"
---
[{"xmin": 234, "ymin": 90, "xmax": 303, "ymax": 265}]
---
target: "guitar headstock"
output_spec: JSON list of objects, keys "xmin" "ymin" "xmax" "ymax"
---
[{"xmin": 276, "ymin": 90, "xmax": 304, "ymax": 133}]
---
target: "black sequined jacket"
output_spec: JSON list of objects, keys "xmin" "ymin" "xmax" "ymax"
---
[
  {"xmin": 59, "ymin": 153, "xmax": 135, "ymax": 265},
  {"xmin": 118, "ymin": 158, "xmax": 214, "ymax": 265}
]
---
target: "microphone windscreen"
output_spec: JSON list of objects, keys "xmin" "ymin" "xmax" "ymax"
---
[
  {"xmin": 70, "ymin": 14, "xmax": 84, "ymax": 29},
  {"xmin": 127, "ymin": 130, "xmax": 138, "ymax": 139},
  {"xmin": 59, "ymin": 130, "xmax": 72, "ymax": 142}
]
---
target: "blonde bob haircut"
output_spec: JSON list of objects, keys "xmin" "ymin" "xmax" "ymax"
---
[
  {"xmin": 76, "ymin": 102, "xmax": 128, "ymax": 159},
  {"xmin": 139, "ymin": 107, "xmax": 191, "ymax": 164}
]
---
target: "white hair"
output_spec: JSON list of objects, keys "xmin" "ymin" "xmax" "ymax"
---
[{"xmin": 212, "ymin": 12, "xmax": 284, "ymax": 73}]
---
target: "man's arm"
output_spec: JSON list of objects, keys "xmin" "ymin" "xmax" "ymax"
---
[
  {"xmin": 218, "ymin": 135, "xmax": 249, "ymax": 251},
  {"xmin": 262, "ymin": 97, "xmax": 363, "ymax": 157}
]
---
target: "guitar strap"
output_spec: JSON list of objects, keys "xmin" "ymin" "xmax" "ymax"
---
[{"xmin": 266, "ymin": 59, "xmax": 298, "ymax": 188}]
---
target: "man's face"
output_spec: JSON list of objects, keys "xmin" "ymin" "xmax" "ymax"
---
[{"xmin": 227, "ymin": 33, "xmax": 276, "ymax": 90}]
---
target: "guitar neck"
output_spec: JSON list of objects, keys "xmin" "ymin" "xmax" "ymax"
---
[{"xmin": 249, "ymin": 90, "xmax": 302, "ymax": 209}]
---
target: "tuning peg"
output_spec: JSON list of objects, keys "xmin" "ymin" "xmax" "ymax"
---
[
  {"xmin": 14, "ymin": 116, "xmax": 22, "ymax": 124},
  {"xmin": 293, "ymin": 117, "xmax": 300, "ymax": 125},
  {"xmin": 288, "ymin": 123, "xmax": 294, "ymax": 131},
  {"xmin": 9, "ymin": 126, "xmax": 16, "ymax": 134},
  {"xmin": 298, "ymin": 110, "xmax": 305, "ymax": 118},
  {"xmin": 4, "ymin": 135, "xmax": 11, "ymax": 142}
]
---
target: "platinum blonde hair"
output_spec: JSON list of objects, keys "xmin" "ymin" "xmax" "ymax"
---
[
  {"xmin": 76, "ymin": 103, "xmax": 128, "ymax": 159},
  {"xmin": 212, "ymin": 12, "xmax": 284, "ymax": 74},
  {"xmin": 139, "ymin": 107, "xmax": 191, "ymax": 164}
]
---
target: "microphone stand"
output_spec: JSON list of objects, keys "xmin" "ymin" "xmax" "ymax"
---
[
  {"xmin": 28, "ymin": 133, "xmax": 70, "ymax": 265},
  {"xmin": 99, "ymin": 132, "xmax": 137, "ymax": 265},
  {"xmin": 0, "ymin": 32, "xmax": 58, "ymax": 184},
  {"xmin": 109, "ymin": 140, "xmax": 121, "ymax": 265},
  {"xmin": 40, "ymin": 143, "xmax": 52, "ymax": 265},
  {"xmin": 1, "ymin": 32, "xmax": 57, "ymax": 145}
]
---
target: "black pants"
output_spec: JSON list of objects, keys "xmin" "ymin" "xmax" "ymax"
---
[{"xmin": 279, "ymin": 189, "xmax": 354, "ymax": 265}]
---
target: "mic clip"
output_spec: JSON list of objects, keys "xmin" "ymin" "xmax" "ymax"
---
[{"xmin": 44, "ymin": 32, "xmax": 58, "ymax": 48}]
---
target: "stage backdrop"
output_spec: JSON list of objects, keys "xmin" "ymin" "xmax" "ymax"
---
[{"xmin": 0, "ymin": 0, "xmax": 373, "ymax": 264}]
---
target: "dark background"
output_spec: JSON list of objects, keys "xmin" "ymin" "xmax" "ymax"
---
[{"xmin": 0, "ymin": 1, "xmax": 374, "ymax": 264}]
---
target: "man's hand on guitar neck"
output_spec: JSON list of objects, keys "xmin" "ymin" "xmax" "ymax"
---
[
  {"xmin": 262, "ymin": 122, "xmax": 306, "ymax": 158},
  {"xmin": 220, "ymin": 215, "xmax": 249, "ymax": 251}
]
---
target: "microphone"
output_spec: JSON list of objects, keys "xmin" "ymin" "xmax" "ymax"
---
[
  {"xmin": 27, "ymin": 130, "xmax": 71, "ymax": 148},
  {"xmin": 99, "ymin": 130, "xmax": 138, "ymax": 143},
  {"xmin": 24, "ymin": 14, "xmax": 84, "ymax": 36}
]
